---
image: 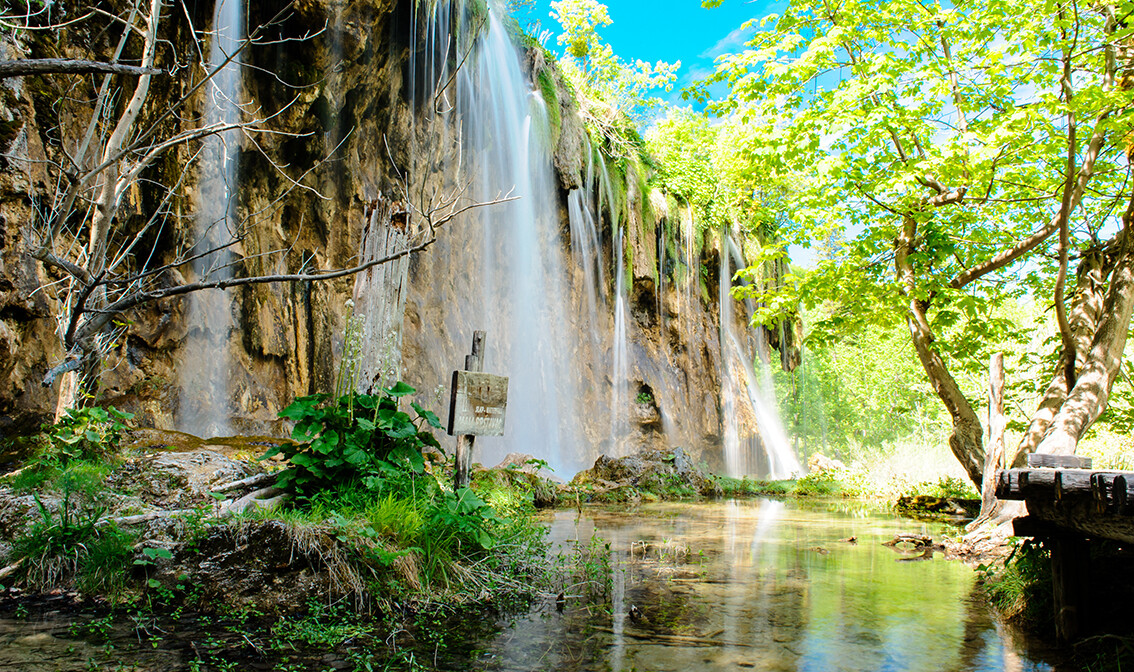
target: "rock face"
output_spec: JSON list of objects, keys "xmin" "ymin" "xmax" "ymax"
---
[{"xmin": 0, "ymin": 0, "xmax": 778, "ymax": 477}]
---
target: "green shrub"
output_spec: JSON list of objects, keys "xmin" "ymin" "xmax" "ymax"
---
[
  {"xmin": 980, "ymin": 538, "xmax": 1052, "ymax": 628},
  {"xmin": 46, "ymin": 405, "xmax": 133, "ymax": 466},
  {"xmin": 262, "ymin": 383, "xmax": 442, "ymax": 496},
  {"xmin": 904, "ymin": 475, "xmax": 980, "ymax": 500},
  {"xmin": 792, "ymin": 470, "xmax": 843, "ymax": 496},
  {"xmin": 9, "ymin": 477, "xmax": 134, "ymax": 593}
]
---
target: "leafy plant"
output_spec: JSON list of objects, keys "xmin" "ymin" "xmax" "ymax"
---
[
  {"xmin": 9, "ymin": 479, "xmax": 134, "ymax": 593},
  {"xmin": 262, "ymin": 383, "xmax": 442, "ymax": 496},
  {"xmin": 428, "ymin": 487, "xmax": 499, "ymax": 551},
  {"xmin": 792, "ymin": 470, "xmax": 843, "ymax": 497},
  {"xmin": 43, "ymin": 405, "xmax": 133, "ymax": 466}
]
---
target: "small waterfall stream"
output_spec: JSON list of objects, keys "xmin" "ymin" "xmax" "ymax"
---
[
  {"xmin": 719, "ymin": 230, "xmax": 801, "ymax": 478},
  {"xmin": 179, "ymin": 0, "xmax": 243, "ymax": 437},
  {"xmin": 610, "ymin": 226, "xmax": 630, "ymax": 456}
]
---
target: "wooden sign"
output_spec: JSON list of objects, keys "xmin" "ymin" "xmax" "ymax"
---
[{"xmin": 447, "ymin": 371, "xmax": 509, "ymax": 436}]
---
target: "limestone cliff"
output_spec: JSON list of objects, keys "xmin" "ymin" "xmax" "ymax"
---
[{"xmin": 0, "ymin": 0, "xmax": 785, "ymax": 476}]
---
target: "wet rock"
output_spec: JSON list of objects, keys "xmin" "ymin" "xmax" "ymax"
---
[
  {"xmin": 475, "ymin": 456, "xmax": 560, "ymax": 509},
  {"xmin": 569, "ymin": 447, "xmax": 722, "ymax": 501},
  {"xmin": 107, "ymin": 449, "xmax": 262, "ymax": 511}
]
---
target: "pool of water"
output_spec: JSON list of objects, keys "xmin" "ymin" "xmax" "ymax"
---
[
  {"xmin": 471, "ymin": 499, "xmax": 1058, "ymax": 672},
  {"xmin": 0, "ymin": 499, "xmax": 1064, "ymax": 671}
]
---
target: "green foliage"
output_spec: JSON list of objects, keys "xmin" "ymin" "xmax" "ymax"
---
[
  {"xmin": 44, "ymin": 406, "xmax": 133, "ymax": 466},
  {"xmin": 426, "ymin": 487, "xmax": 500, "ymax": 551},
  {"xmin": 553, "ymin": 533, "xmax": 613, "ymax": 605},
  {"xmin": 904, "ymin": 476, "xmax": 980, "ymax": 500},
  {"xmin": 262, "ymin": 383, "xmax": 442, "ymax": 496},
  {"xmin": 549, "ymin": 0, "xmax": 678, "ymax": 120},
  {"xmin": 9, "ymin": 476, "xmax": 135, "ymax": 593},
  {"xmin": 271, "ymin": 600, "xmax": 373, "ymax": 648},
  {"xmin": 980, "ymin": 539, "xmax": 1052, "ymax": 628},
  {"xmin": 774, "ymin": 315, "xmax": 950, "ymax": 453},
  {"xmin": 536, "ymin": 67, "xmax": 562, "ymax": 144},
  {"xmin": 693, "ymin": 0, "xmax": 1134, "ymax": 471},
  {"xmin": 717, "ymin": 477, "xmax": 791, "ymax": 497},
  {"xmin": 791, "ymin": 470, "xmax": 843, "ymax": 497}
]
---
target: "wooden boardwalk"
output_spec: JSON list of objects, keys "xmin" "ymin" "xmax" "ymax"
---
[{"xmin": 994, "ymin": 454, "xmax": 1134, "ymax": 640}]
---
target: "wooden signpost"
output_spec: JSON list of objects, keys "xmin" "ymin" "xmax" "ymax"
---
[{"xmin": 447, "ymin": 331, "xmax": 509, "ymax": 489}]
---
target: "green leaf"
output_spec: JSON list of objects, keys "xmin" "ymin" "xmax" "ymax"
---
[
  {"xmin": 144, "ymin": 547, "xmax": 173, "ymax": 560},
  {"xmin": 387, "ymin": 381, "xmax": 416, "ymax": 398},
  {"xmin": 412, "ymin": 403, "xmax": 442, "ymax": 429}
]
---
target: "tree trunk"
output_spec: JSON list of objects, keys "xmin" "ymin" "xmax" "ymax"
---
[
  {"xmin": 1011, "ymin": 251, "xmax": 1107, "ymax": 466},
  {"xmin": 1037, "ymin": 228, "xmax": 1134, "ymax": 454},
  {"xmin": 351, "ymin": 195, "xmax": 412, "ymax": 393},
  {"xmin": 896, "ymin": 214, "xmax": 985, "ymax": 486}
]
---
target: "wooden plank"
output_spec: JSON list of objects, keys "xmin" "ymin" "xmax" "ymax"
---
[
  {"xmin": 995, "ymin": 469, "xmax": 1027, "ymax": 499},
  {"xmin": 1026, "ymin": 498, "xmax": 1134, "ymax": 544},
  {"xmin": 1055, "ymin": 470, "xmax": 1094, "ymax": 501},
  {"xmin": 1020, "ymin": 470, "xmax": 1056, "ymax": 499},
  {"xmin": 1116, "ymin": 475, "xmax": 1129, "ymax": 516},
  {"xmin": 1028, "ymin": 453, "xmax": 1093, "ymax": 469},
  {"xmin": 1091, "ymin": 472, "xmax": 1115, "ymax": 515}
]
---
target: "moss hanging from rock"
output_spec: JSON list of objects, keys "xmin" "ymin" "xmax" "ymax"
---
[{"xmin": 536, "ymin": 69, "xmax": 561, "ymax": 147}]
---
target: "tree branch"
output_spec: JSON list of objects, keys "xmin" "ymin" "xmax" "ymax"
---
[
  {"xmin": 0, "ymin": 58, "xmax": 163, "ymax": 79},
  {"xmin": 949, "ymin": 118, "xmax": 1108, "ymax": 290}
]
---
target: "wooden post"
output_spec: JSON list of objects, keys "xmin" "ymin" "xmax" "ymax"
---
[
  {"xmin": 971, "ymin": 353, "xmax": 1005, "ymax": 529},
  {"xmin": 1050, "ymin": 533, "xmax": 1090, "ymax": 641},
  {"xmin": 453, "ymin": 331, "xmax": 485, "ymax": 491}
]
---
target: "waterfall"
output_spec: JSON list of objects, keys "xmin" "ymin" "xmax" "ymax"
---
[
  {"xmin": 567, "ymin": 189, "xmax": 603, "ymax": 345},
  {"xmin": 610, "ymin": 226, "xmax": 630, "ymax": 456},
  {"xmin": 719, "ymin": 230, "xmax": 801, "ymax": 478},
  {"xmin": 404, "ymin": 1, "xmax": 585, "ymax": 474},
  {"xmin": 179, "ymin": 0, "xmax": 243, "ymax": 437}
]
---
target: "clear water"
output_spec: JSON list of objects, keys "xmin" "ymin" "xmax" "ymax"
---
[{"xmin": 474, "ymin": 500, "xmax": 1058, "ymax": 672}]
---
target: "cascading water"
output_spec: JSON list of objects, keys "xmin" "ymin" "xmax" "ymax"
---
[
  {"xmin": 179, "ymin": 0, "xmax": 243, "ymax": 437},
  {"xmin": 566, "ymin": 189, "xmax": 603, "ymax": 345},
  {"xmin": 609, "ymin": 226, "xmax": 630, "ymax": 456},
  {"xmin": 719, "ymin": 230, "xmax": 801, "ymax": 478},
  {"xmin": 406, "ymin": 1, "xmax": 585, "ymax": 474}
]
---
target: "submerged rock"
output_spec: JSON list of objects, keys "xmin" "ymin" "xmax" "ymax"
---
[{"xmin": 569, "ymin": 447, "xmax": 722, "ymax": 502}]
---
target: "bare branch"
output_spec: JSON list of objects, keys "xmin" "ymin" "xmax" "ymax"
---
[{"xmin": 0, "ymin": 58, "xmax": 163, "ymax": 79}]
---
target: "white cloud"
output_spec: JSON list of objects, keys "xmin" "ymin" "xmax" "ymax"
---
[{"xmin": 700, "ymin": 23, "xmax": 754, "ymax": 59}]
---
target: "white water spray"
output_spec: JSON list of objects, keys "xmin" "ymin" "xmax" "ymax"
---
[
  {"xmin": 610, "ymin": 226, "xmax": 630, "ymax": 456},
  {"xmin": 407, "ymin": 2, "xmax": 585, "ymax": 474},
  {"xmin": 719, "ymin": 231, "xmax": 801, "ymax": 478},
  {"xmin": 180, "ymin": 0, "xmax": 243, "ymax": 437}
]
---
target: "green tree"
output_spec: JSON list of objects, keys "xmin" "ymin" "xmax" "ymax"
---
[
  {"xmin": 549, "ymin": 0, "xmax": 680, "ymax": 143},
  {"xmin": 698, "ymin": 0, "xmax": 1134, "ymax": 486}
]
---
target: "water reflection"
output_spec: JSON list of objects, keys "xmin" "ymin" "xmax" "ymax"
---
[{"xmin": 482, "ymin": 500, "xmax": 1055, "ymax": 672}]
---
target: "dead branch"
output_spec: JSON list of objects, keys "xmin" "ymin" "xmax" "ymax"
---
[
  {"xmin": 212, "ymin": 472, "xmax": 277, "ymax": 494},
  {"xmin": 0, "ymin": 58, "xmax": 163, "ymax": 79}
]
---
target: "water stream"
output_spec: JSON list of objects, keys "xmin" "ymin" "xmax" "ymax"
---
[
  {"xmin": 178, "ymin": 0, "xmax": 244, "ymax": 438},
  {"xmin": 471, "ymin": 500, "xmax": 1058, "ymax": 671},
  {"xmin": 720, "ymin": 231, "xmax": 801, "ymax": 479}
]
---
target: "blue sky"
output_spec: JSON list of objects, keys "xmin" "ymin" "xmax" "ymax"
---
[{"xmin": 514, "ymin": 0, "xmax": 783, "ymax": 106}]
